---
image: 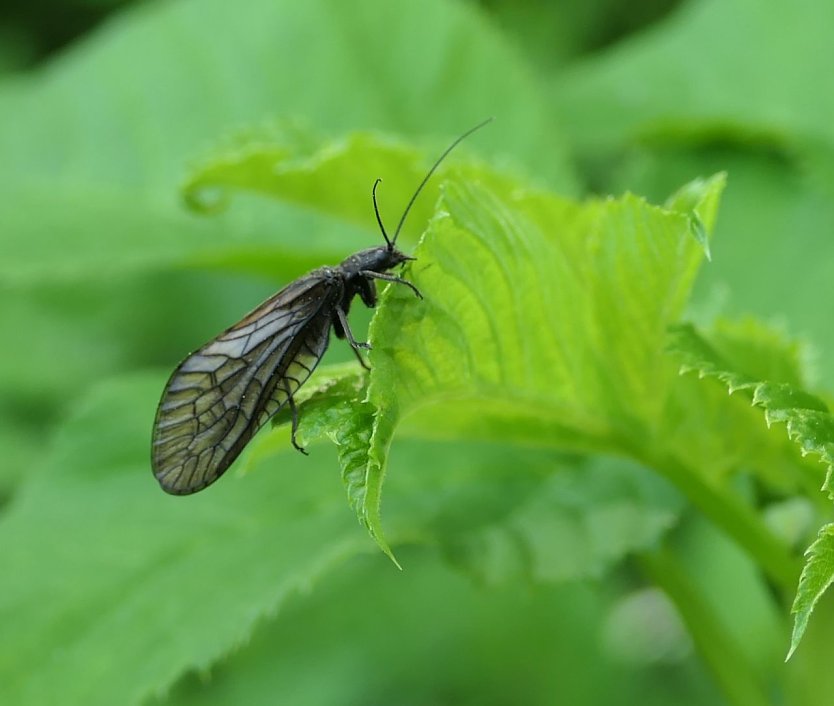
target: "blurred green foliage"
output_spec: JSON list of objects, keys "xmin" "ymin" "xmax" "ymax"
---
[{"xmin": 2, "ymin": 0, "xmax": 834, "ymax": 705}]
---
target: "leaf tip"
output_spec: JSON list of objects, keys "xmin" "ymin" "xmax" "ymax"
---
[
  {"xmin": 689, "ymin": 215, "xmax": 712, "ymax": 261},
  {"xmin": 374, "ymin": 535, "xmax": 402, "ymax": 570},
  {"xmin": 787, "ymin": 612, "xmax": 809, "ymax": 662}
]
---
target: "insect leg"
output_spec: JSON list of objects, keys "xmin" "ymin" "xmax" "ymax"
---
[
  {"xmin": 360, "ymin": 270, "xmax": 423, "ymax": 299},
  {"xmin": 335, "ymin": 306, "xmax": 371, "ymax": 351},
  {"xmin": 350, "ymin": 344, "xmax": 371, "ymax": 371},
  {"xmin": 333, "ymin": 306, "xmax": 371, "ymax": 370},
  {"xmin": 285, "ymin": 388, "xmax": 309, "ymax": 456}
]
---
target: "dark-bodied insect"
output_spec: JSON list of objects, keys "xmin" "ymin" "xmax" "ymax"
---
[{"xmin": 151, "ymin": 118, "xmax": 492, "ymax": 494}]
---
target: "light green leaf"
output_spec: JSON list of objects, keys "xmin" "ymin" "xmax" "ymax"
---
[
  {"xmin": 667, "ymin": 322, "xmax": 834, "ymax": 657},
  {"xmin": 248, "ymin": 165, "xmax": 799, "ymax": 598},
  {"xmin": 602, "ymin": 140, "xmax": 834, "ymax": 386},
  {"xmin": 183, "ymin": 133, "xmax": 802, "ymax": 595},
  {"xmin": 256, "ymin": 170, "xmax": 721, "ymax": 555},
  {"xmin": 351, "ymin": 174, "xmax": 725, "ymax": 549},
  {"xmin": 659, "ymin": 317, "xmax": 822, "ymax": 496},
  {"xmin": 181, "ymin": 123, "xmax": 514, "ymax": 247},
  {"xmin": 669, "ymin": 323, "xmax": 832, "ymax": 478},
  {"xmin": 789, "ymin": 525, "xmax": 834, "ymax": 660}
]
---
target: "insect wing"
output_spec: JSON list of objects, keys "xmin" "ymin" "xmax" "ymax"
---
[{"xmin": 151, "ymin": 272, "xmax": 341, "ymax": 494}]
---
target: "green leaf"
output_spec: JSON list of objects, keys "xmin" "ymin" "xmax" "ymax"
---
[
  {"xmin": 0, "ymin": 181, "xmax": 368, "ymax": 286},
  {"xmin": 350, "ymin": 174, "xmax": 725, "ymax": 548},
  {"xmin": 248, "ymin": 166, "xmax": 799, "ymax": 599},
  {"xmin": 789, "ymin": 525, "xmax": 834, "ymax": 660},
  {"xmin": 1, "ymin": 372, "xmax": 687, "ymax": 705},
  {"xmin": 0, "ymin": 0, "xmax": 576, "ymax": 191},
  {"xmin": 435, "ymin": 456, "xmax": 683, "ymax": 585},
  {"xmin": 177, "ymin": 131, "xmax": 804, "ymax": 597},
  {"xmin": 664, "ymin": 176, "xmax": 718, "ymax": 261},
  {"xmin": 265, "ymin": 360, "xmax": 684, "ymax": 577},
  {"xmin": 258, "ymin": 172, "xmax": 720, "ymax": 554},
  {"xmin": 601, "ymin": 139, "xmax": 834, "ymax": 387},
  {"xmin": 667, "ymin": 322, "xmax": 834, "ymax": 657},
  {"xmin": 554, "ymin": 0, "xmax": 834, "ymax": 159},
  {"xmin": 669, "ymin": 323, "xmax": 832, "ymax": 476},
  {"xmin": 0, "ymin": 374, "xmax": 375, "ymax": 706},
  {"xmin": 659, "ymin": 317, "xmax": 823, "ymax": 496},
  {"xmin": 149, "ymin": 548, "xmax": 713, "ymax": 706},
  {"xmin": 181, "ymin": 123, "xmax": 516, "ymax": 247}
]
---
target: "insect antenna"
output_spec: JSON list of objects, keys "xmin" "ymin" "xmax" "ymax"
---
[
  {"xmin": 388, "ymin": 117, "xmax": 493, "ymax": 249},
  {"xmin": 371, "ymin": 178, "xmax": 391, "ymax": 247}
]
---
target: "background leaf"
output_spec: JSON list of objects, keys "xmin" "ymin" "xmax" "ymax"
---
[
  {"xmin": 148, "ymin": 547, "xmax": 720, "ymax": 706},
  {"xmin": 553, "ymin": 0, "xmax": 834, "ymax": 158},
  {"xmin": 0, "ymin": 375, "xmax": 374, "ymax": 705}
]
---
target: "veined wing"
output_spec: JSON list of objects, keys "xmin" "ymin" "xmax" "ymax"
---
[{"xmin": 152, "ymin": 270, "xmax": 342, "ymax": 495}]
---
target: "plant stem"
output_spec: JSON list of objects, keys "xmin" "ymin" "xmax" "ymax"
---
[
  {"xmin": 642, "ymin": 450, "xmax": 800, "ymax": 595},
  {"xmin": 639, "ymin": 548, "xmax": 773, "ymax": 706}
]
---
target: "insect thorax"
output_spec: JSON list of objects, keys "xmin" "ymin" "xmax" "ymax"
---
[{"xmin": 338, "ymin": 245, "xmax": 409, "ymax": 278}]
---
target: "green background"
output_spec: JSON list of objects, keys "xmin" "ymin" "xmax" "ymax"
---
[{"xmin": 2, "ymin": 0, "xmax": 834, "ymax": 704}]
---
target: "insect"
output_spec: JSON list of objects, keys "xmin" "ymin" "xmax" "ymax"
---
[{"xmin": 151, "ymin": 118, "xmax": 492, "ymax": 494}]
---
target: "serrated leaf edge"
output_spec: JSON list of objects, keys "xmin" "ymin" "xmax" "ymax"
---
[{"xmin": 668, "ymin": 323, "xmax": 834, "ymax": 658}]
